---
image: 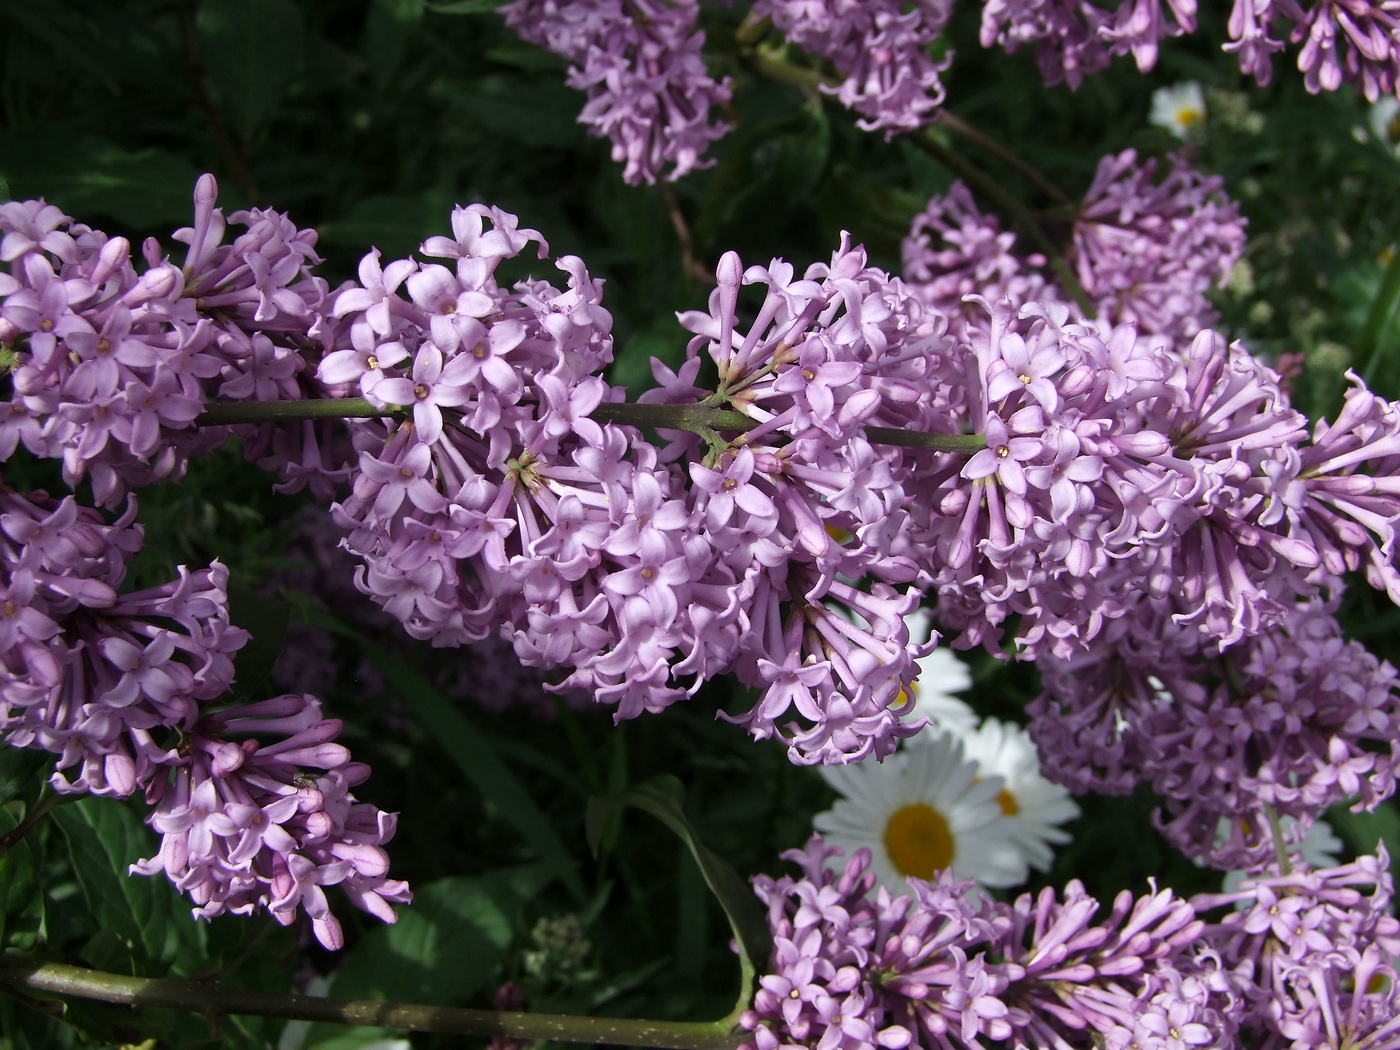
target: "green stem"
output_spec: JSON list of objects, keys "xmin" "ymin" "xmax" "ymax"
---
[
  {"xmin": 736, "ymin": 44, "xmax": 1093, "ymax": 317},
  {"xmin": 910, "ymin": 131, "xmax": 1096, "ymax": 318},
  {"xmin": 933, "ymin": 111, "xmax": 1070, "ymax": 206},
  {"xmin": 0, "ymin": 960, "xmax": 743, "ymax": 1050},
  {"xmin": 196, "ymin": 398, "xmax": 988, "ymax": 454},
  {"xmin": 197, "ymin": 397, "xmax": 396, "ymax": 425},
  {"xmin": 1261, "ymin": 803, "xmax": 1292, "ymax": 876},
  {"xmin": 1360, "ymin": 245, "xmax": 1400, "ymax": 385},
  {"xmin": 742, "ymin": 44, "xmax": 828, "ymax": 98},
  {"xmin": 0, "ymin": 786, "xmax": 61, "ymax": 857}
]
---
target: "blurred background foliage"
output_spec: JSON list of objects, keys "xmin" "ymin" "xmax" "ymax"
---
[{"xmin": 3, "ymin": 1, "xmax": 1400, "ymax": 1048}]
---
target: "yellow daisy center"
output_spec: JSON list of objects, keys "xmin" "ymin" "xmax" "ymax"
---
[
  {"xmin": 1177, "ymin": 106, "xmax": 1203, "ymax": 128},
  {"xmin": 884, "ymin": 803, "xmax": 954, "ymax": 878},
  {"xmin": 996, "ymin": 787, "xmax": 1020, "ymax": 816}
]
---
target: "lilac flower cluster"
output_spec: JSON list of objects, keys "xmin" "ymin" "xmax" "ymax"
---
[
  {"xmin": 1191, "ymin": 851, "xmax": 1400, "ymax": 1048},
  {"xmin": 324, "ymin": 208, "xmax": 957, "ymax": 761},
  {"xmin": 743, "ymin": 837, "xmax": 1221, "ymax": 1050},
  {"xmin": 1073, "ymin": 149, "xmax": 1246, "ymax": 343},
  {"xmin": 897, "ymin": 148, "xmax": 1400, "ymax": 876},
  {"xmin": 0, "ymin": 482, "xmax": 407, "ymax": 950},
  {"xmin": 498, "ymin": 0, "xmax": 732, "ymax": 185},
  {"xmin": 746, "ymin": 837, "xmax": 1400, "ymax": 1050},
  {"xmin": 0, "ymin": 179, "xmax": 342, "ymax": 508},
  {"xmin": 322, "ymin": 206, "xmax": 729, "ymax": 726},
  {"xmin": 979, "ymin": 0, "xmax": 1400, "ymax": 100},
  {"xmin": 1031, "ymin": 595, "xmax": 1400, "ymax": 869},
  {"xmin": 979, "ymin": 0, "xmax": 1199, "ymax": 88},
  {"xmin": 1227, "ymin": 0, "xmax": 1400, "ymax": 99},
  {"xmin": 749, "ymin": 0, "xmax": 955, "ymax": 132},
  {"xmin": 904, "ymin": 148, "xmax": 1245, "ymax": 345}
]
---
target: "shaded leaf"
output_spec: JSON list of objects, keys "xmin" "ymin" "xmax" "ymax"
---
[
  {"xmin": 303, "ymin": 609, "xmax": 587, "ymax": 901},
  {"xmin": 0, "ymin": 130, "xmax": 203, "ymax": 230},
  {"xmin": 196, "ymin": 0, "xmax": 306, "ymax": 143},
  {"xmin": 330, "ymin": 874, "xmax": 513, "ymax": 1003},
  {"xmin": 587, "ymin": 774, "xmax": 770, "ymax": 1021},
  {"xmin": 426, "ymin": 0, "xmax": 504, "ymax": 12},
  {"xmin": 52, "ymin": 798, "xmax": 207, "ymax": 973},
  {"xmin": 0, "ymin": 749, "xmax": 53, "ymax": 808}
]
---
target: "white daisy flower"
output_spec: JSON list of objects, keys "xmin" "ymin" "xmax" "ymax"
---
[
  {"xmin": 1149, "ymin": 81, "xmax": 1206, "ymax": 140},
  {"xmin": 895, "ymin": 608, "xmax": 977, "ymax": 735},
  {"xmin": 1369, "ymin": 95, "xmax": 1400, "ymax": 153},
  {"xmin": 954, "ymin": 718, "xmax": 1080, "ymax": 874},
  {"xmin": 814, "ymin": 729, "xmax": 1027, "ymax": 892}
]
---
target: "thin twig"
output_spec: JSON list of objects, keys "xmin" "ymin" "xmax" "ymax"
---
[
  {"xmin": 0, "ymin": 960, "xmax": 744, "ymax": 1050},
  {"xmin": 660, "ymin": 183, "xmax": 715, "ymax": 285},
  {"xmin": 175, "ymin": 1, "xmax": 263, "ymax": 206},
  {"xmin": 934, "ymin": 111, "xmax": 1070, "ymax": 205}
]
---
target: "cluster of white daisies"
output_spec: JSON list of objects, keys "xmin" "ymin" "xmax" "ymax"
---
[
  {"xmin": 811, "ymin": 611, "xmax": 1346, "ymax": 894},
  {"xmin": 813, "ymin": 611, "xmax": 1082, "ymax": 894}
]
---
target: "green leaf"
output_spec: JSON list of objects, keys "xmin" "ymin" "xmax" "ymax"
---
[
  {"xmin": 1328, "ymin": 802, "xmax": 1400, "ymax": 878},
  {"xmin": 317, "ymin": 190, "xmax": 460, "ymax": 261},
  {"xmin": 302, "ymin": 610, "xmax": 587, "ymax": 901},
  {"xmin": 586, "ymin": 775, "xmax": 771, "ymax": 1023},
  {"xmin": 227, "ymin": 586, "xmax": 290, "ymax": 699},
  {"xmin": 0, "ymin": 808, "xmax": 39, "ymax": 950},
  {"xmin": 437, "ymin": 75, "xmax": 586, "ymax": 149},
  {"xmin": 52, "ymin": 797, "xmax": 207, "ymax": 973},
  {"xmin": 0, "ymin": 130, "xmax": 204, "ymax": 230},
  {"xmin": 196, "ymin": 0, "xmax": 307, "ymax": 144},
  {"xmin": 330, "ymin": 874, "xmax": 513, "ymax": 1003},
  {"xmin": 301, "ymin": 873, "xmax": 519, "ymax": 1049},
  {"xmin": 0, "ymin": 750, "xmax": 54, "ymax": 808},
  {"xmin": 375, "ymin": 0, "xmax": 424, "ymax": 20},
  {"xmin": 0, "ymin": 175, "xmax": 9, "ymax": 202}
]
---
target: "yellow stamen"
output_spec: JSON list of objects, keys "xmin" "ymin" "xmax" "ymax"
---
[{"xmin": 884, "ymin": 803, "xmax": 954, "ymax": 878}]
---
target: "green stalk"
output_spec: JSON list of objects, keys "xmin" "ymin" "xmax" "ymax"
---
[
  {"xmin": 0, "ymin": 960, "xmax": 743, "ymax": 1050},
  {"xmin": 910, "ymin": 132, "xmax": 1095, "ymax": 317},
  {"xmin": 735, "ymin": 44, "xmax": 1094, "ymax": 317},
  {"xmin": 197, "ymin": 397, "xmax": 394, "ymax": 424},
  {"xmin": 1359, "ymin": 245, "xmax": 1400, "ymax": 385},
  {"xmin": 195, "ymin": 398, "xmax": 988, "ymax": 454}
]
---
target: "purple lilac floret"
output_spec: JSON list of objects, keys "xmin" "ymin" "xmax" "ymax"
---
[
  {"xmin": 1074, "ymin": 149, "xmax": 1246, "ymax": 343},
  {"xmin": 743, "ymin": 836, "xmax": 1236, "ymax": 1050},
  {"xmin": 498, "ymin": 0, "xmax": 733, "ymax": 184},
  {"xmin": 1030, "ymin": 594, "xmax": 1400, "ymax": 870},
  {"xmin": 0, "ymin": 180, "xmax": 345, "ymax": 508},
  {"xmin": 748, "ymin": 837, "xmax": 1400, "ymax": 1049},
  {"xmin": 902, "ymin": 149, "xmax": 1246, "ymax": 345},
  {"xmin": 326, "ymin": 205, "xmax": 966, "ymax": 764},
  {"xmin": 750, "ymin": 0, "xmax": 955, "ymax": 132},
  {"xmin": 0, "ymin": 482, "xmax": 407, "ymax": 948}
]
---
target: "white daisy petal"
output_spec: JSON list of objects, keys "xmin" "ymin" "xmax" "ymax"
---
[
  {"xmin": 957, "ymin": 718, "xmax": 1081, "ymax": 875},
  {"xmin": 897, "ymin": 610, "xmax": 977, "ymax": 735},
  {"xmin": 813, "ymin": 728, "xmax": 1025, "ymax": 893}
]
